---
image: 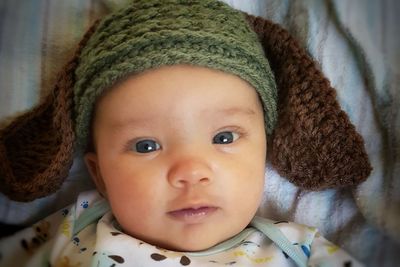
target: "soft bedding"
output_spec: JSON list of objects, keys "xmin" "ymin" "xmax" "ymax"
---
[{"xmin": 0, "ymin": 0, "xmax": 399, "ymax": 266}]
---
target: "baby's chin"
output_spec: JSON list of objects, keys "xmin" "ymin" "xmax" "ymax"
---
[
  {"xmin": 154, "ymin": 235, "xmax": 231, "ymax": 252},
  {"xmin": 132, "ymin": 225, "xmax": 244, "ymax": 253},
  {"xmin": 124, "ymin": 227, "xmax": 235, "ymax": 252}
]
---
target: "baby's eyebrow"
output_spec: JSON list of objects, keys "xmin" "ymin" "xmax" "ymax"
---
[
  {"xmin": 109, "ymin": 107, "xmax": 256, "ymax": 130},
  {"xmin": 110, "ymin": 116, "xmax": 156, "ymax": 130},
  {"xmin": 213, "ymin": 107, "xmax": 256, "ymax": 117}
]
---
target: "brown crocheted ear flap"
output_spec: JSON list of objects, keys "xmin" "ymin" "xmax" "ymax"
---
[
  {"xmin": 0, "ymin": 22, "xmax": 99, "ymax": 202},
  {"xmin": 0, "ymin": 68, "xmax": 74, "ymax": 202},
  {"xmin": 245, "ymin": 14, "xmax": 372, "ymax": 189}
]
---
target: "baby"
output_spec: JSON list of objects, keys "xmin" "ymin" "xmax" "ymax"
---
[{"xmin": 0, "ymin": 0, "xmax": 368, "ymax": 266}]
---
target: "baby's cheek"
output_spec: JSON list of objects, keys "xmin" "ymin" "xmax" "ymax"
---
[
  {"xmin": 109, "ymin": 192, "xmax": 152, "ymax": 231},
  {"xmin": 108, "ymin": 185, "xmax": 146, "ymax": 209}
]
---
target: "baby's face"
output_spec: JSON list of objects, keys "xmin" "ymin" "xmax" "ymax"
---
[{"xmin": 85, "ymin": 65, "xmax": 266, "ymax": 251}]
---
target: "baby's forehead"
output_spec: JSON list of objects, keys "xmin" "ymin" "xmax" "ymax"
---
[{"xmin": 93, "ymin": 65, "xmax": 263, "ymax": 125}]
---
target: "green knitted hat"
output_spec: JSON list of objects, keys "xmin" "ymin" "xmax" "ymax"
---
[{"xmin": 74, "ymin": 0, "xmax": 277, "ymax": 151}]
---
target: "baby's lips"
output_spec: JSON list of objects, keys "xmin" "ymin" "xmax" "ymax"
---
[{"xmin": 167, "ymin": 206, "xmax": 219, "ymax": 224}]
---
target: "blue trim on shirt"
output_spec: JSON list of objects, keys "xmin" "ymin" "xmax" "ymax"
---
[
  {"xmin": 72, "ymin": 199, "xmax": 110, "ymax": 236},
  {"xmin": 250, "ymin": 216, "xmax": 308, "ymax": 267}
]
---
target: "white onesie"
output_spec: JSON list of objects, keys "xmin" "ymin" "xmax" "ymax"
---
[{"xmin": 0, "ymin": 190, "xmax": 363, "ymax": 267}]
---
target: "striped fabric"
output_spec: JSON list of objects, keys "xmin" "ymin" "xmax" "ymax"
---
[{"xmin": 0, "ymin": 0, "xmax": 399, "ymax": 266}]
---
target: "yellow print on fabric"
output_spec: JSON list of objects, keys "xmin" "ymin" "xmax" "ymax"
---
[
  {"xmin": 55, "ymin": 256, "xmax": 82, "ymax": 267},
  {"xmin": 233, "ymin": 250, "xmax": 273, "ymax": 264},
  {"xmin": 60, "ymin": 217, "xmax": 72, "ymax": 238},
  {"xmin": 326, "ymin": 244, "xmax": 339, "ymax": 254}
]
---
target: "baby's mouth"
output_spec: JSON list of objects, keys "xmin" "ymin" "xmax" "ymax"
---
[{"xmin": 167, "ymin": 206, "xmax": 218, "ymax": 224}]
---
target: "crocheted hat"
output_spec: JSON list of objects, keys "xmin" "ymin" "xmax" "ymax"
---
[
  {"xmin": 73, "ymin": 0, "xmax": 277, "ymax": 152},
  {"xmin": 0, "ymin": 0, "xmax": 372, "ymax": 201}
]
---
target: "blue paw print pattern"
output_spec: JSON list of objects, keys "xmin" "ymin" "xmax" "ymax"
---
[{"xmin": 81, "ymin": 201, "xmax": 89, "ymax": 209}]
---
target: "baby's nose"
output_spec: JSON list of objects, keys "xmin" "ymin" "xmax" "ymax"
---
[{"xmin": 167, "ymin": 157, "xmax": 213, "ymax": 188}]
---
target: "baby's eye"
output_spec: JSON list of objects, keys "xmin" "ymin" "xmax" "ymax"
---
[
  {"xmin": 134, "ymin": 139, "xmax": 161, "ymax": 153},
  {"xmin": 212, "ymin": 131, "xmax": 239, "ymax": 144}
]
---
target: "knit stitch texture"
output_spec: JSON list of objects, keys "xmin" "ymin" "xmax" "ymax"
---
[{"xmin": 73, "ymin": 0, "xmax": 277, "ymax": 151}]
